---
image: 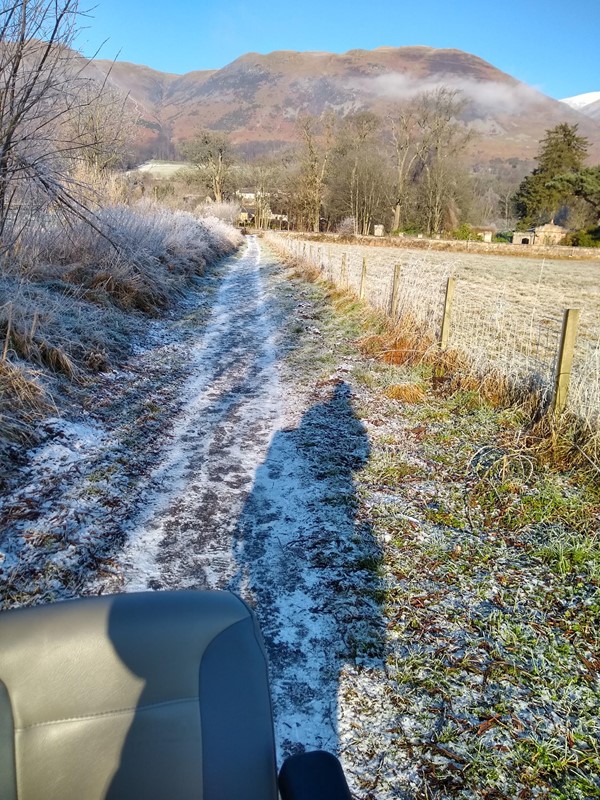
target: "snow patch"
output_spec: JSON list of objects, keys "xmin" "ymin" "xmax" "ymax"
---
[{"xmin": 560, "ymin": 90, "xmax": 600, "ymax": 109}]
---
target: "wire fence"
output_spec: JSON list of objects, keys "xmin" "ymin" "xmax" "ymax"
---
[{"xmin": 266, "ymin": 233, "xmax": 600, "ymax": 425}]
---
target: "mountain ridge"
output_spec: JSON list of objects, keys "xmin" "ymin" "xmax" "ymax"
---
[{"xmin": 92, "ymin": 46, "xmax": 600, "ymax": 163}]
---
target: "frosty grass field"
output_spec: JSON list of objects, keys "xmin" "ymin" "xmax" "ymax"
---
[{"xmin": 275, "ymin": 236, "xmax": 600, "ymax": 423}]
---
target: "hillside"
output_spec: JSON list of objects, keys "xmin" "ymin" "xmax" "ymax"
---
[{"xmin": 93, "ymin": 46, "xmax": 600, "ymax": 163}]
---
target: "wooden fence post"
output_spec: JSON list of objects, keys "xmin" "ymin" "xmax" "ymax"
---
[
  {"xmin": 359, "ymin": 257, "xmax": 367, "ymax": 301},
  {"xmin": 340, "ymin": 253, "xmax": 347, "ymax": 287},
  {"xmin": 552, "ymin": 308, "xmax": 581, "ymax": 415},
  {"xmin": 388, "ymin": 263, "xmax": 401, "ymax": 318},
  {"xmin": 440, "ymin": 277, "xmax": 456, "ymax": 350}
]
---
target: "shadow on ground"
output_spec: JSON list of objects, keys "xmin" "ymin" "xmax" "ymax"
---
[{"xmin": 228, "ymin": 380, "xmax": 385, "ymax": 759}]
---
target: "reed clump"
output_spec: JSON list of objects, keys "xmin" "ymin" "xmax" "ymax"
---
[
  {"xmin": 0, "ymin": 360, "xmax": 50, "ymax": 484},
  {"xmin": 384, "ymin": 383, "xmax": 427, "ymax": 403},
  {"xmin": 524, "ymin": 413, "xmax": 600, "ymax": 477}
]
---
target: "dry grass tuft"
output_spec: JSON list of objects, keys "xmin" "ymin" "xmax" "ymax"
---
[
  {"xmin": 357, "ymin": 319, "xmax": 436, "ymax": 368},
  {"xmin": 384, "ymin": 383, "xmax": 426, "ymax": 403},
  {"xmin": 0, "ymin": 361, "xmax": 48, "ymax": 419},
  {"xmin": 0, "ymin": 361, "xmax": 50, "ymax": 485},
  {"xmin": 358, "ymin": 334, "xmax": 389, "ymax": 359},
  {"xmin": 3, "ymin": 324, "xmax": 77, "ymax": 379},
  {"xmin": 291, "ymin": 260, "xmax": 321, "ymax": 284},
  {"xmin": 524, "ymin": 413, "xmax": 600, "ymax": 477}
]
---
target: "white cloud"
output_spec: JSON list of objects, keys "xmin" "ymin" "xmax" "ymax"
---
[{"xmin": 351, "ymin": 73, "xmax": 543, "ymax": 114}]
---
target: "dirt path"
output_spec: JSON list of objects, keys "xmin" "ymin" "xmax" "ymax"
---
[
  {"xmin": 0, "ymin": 236, "xmax": 380, "ymax": 766},
  {"xmin": 119, "ymin": 235, "xmax": 284, "ymax": 592},
  {"xmin": 115, "ymin": 235, "xmax": 359, "ymax": 757}
]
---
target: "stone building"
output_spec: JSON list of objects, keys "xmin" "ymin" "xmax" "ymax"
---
[
  {"xmin": 512, "ymin": 223, "xmax": 567, "ymax": 246},
  {"xmin": 473, "ymin": 227, "xmax": 494, "ymax": 243}
]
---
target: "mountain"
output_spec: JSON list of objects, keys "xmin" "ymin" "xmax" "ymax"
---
[
  {"xmin": 92, "ymin": 47, "xmax": 600, "ymax": 164},
  {"xmin": 561, "ymin": 91, "xmax": 600, "ymax": 122}
]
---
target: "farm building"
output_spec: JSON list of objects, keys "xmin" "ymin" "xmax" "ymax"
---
[
  {"xmin": 512, "ymin": 223, "xmax": 567, "ymax": 246},
  {"xmin": 472, "ymin": 227, "xmax": 495, "ymax": 242}
]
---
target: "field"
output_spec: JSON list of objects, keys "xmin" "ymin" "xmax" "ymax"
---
[
  {"xmin": 274, "ymin": 236, "xmax": 600, "ymax": 423},
  {"xmin": 131, "ymin": 160, "xmax": 190, "ymax": 178}
]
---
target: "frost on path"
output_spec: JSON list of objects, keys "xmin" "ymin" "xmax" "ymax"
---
[
  {"xmin": 116, "ymin": 237, "xmax": 383, "ymax": 759},
  {"xmin": 119, "ymin": 235, "xmax": 283, "ymax": 592},
  {"xmin": 0, "ymin": 237, "xmax": 383, "ymax": 765}
]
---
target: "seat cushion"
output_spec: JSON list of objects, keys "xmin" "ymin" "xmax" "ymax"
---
[{"xmin": 0, "ymin": 590, "xmax": 278, "ymax": 800}]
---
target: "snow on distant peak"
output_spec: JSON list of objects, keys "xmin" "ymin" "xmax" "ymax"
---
[{"xmin": 560, "ymin": 91, "xmax": 600, "ymax": 110}]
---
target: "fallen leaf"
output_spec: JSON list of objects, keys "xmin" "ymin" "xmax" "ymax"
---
[{"xmin": 477, "ymin": 717, "xmax": 499, "ymax": 735}]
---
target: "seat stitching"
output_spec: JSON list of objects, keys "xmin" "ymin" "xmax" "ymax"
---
[{"xmin": 16, "ymin": 696, "xmax": 199, "ymax": 731}]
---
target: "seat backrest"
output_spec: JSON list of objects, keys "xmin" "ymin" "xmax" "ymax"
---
[{"xmin": 0, "ymin": 590, "xmax": 278, "ymax": 800}]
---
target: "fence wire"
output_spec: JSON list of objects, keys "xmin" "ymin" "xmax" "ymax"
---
[{"xmin": 268, "ymin": 234, "xmax": 600, "ymax": 425}]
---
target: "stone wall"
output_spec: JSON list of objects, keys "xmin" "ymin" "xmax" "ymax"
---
[{"xmin": 282, "ymin": 232, "xmax": 600, "ymax": 261}]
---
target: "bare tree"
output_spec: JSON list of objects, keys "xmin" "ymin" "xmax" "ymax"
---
[
  {"xmin": 388, "ymin": 88, "xmax": 473, "ymax": 234},
  {"xmin": 179, "ymin": 130, "xmax": 236, "ymax": 203},
  {"xmin": 327, "ymin": 113, "xmax": 391, "ymax": 235},
  {"xmin": 67, "ymin": 82, "xmax": 139, "ymax": 173},
  {"xmin": 388, "ymin": 103, "xmax": 428, "ymax": 231},
  {"xmin": 472, "ymin": 182, "xmax": 500, "ymax": 226},
  {"xmin": 295, "ymin": 114, "xmax": 335, "ymax": 232},
  {"xmin": 0, "ymin": 0, "xmax": 109, "ymax": 250},
  {"xmin": 238, "ymin": 158, "xmax": 285, "ymax": 229}
]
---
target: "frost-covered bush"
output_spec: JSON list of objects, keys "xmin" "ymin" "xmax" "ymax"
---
[
  {"xmin": 336, "ymin": 217, "xmax": 356, "ymax": 236},
  {"xmin": 0, "ymin": 203, "xmax": 242, "ymax": 483},
  {"xmin": 196, "ymin": 201, "xmax": 241, "ymax": 226},
  {"xmin": 18, "ymin": 203, "xmax": 242, "ymax": 312}
]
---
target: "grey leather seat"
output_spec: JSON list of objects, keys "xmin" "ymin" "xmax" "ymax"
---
[{"xmin": 0, "ymin": 591, "xmax": 278, "ymax": 800}]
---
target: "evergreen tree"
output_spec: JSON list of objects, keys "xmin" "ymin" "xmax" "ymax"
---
[
  {"xmin": 552, "ymin": 166, "xmax": 600, "ymax": 220},
  {"xmin": 537, "ymin": 124, "xmax": 589, "ymax": 173},
  {"xmin": 513, "ymin": 123, "xmax": 589, "ymax": 227}
]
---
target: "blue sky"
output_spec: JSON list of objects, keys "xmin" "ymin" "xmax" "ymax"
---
[{"xmin": 77, "ymin": 0, "xmax": 599, "ymax": 99}]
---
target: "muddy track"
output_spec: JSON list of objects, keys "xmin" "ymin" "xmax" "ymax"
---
[{"xmin": 118, "ymin": 236, "xmax": 379, "ymax": 758}]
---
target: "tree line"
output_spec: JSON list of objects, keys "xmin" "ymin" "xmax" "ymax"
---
[
  {"xmin": 179, "ymin": 88, "xmax": 491, "ymax": 237},
  {"xmin": 177, "ymin": 106, "xmax": 599, "ymax": 245}
]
